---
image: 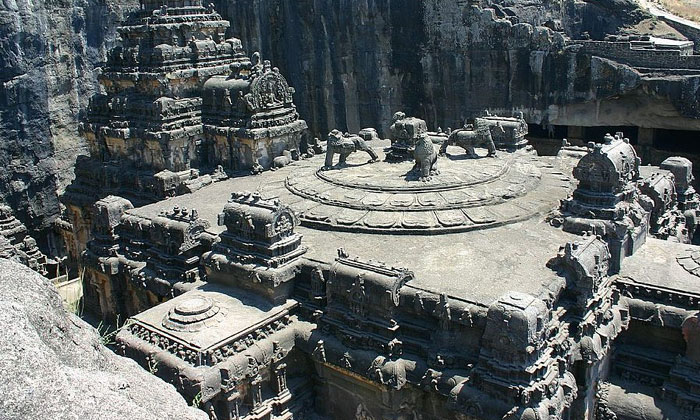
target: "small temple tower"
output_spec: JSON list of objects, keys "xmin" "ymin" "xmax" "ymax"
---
[
  {"xmin": 62, "ymin": 0, "xmax": 307, "ymax": 272},
  {"xmin": 560, "ymin": 134, "xmax": 649, "ymax": 270},
  {"xmin": 202, "ymin": 191, "xmax": 307, "ymax": 303},
  {"xmin": 202, "ymin": 53, "xmax": 308, "ymax": 169}
]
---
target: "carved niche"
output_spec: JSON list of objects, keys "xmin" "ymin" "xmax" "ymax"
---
[{"xmin": 244, "ymin": 61, "xmax": 295, "ymax": 113}]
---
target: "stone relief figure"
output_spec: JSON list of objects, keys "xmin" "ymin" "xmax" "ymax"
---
[
  {"xmin": 388, "ymin": 112, "xmax": 428, "ymax": 160},
  {"xmin": 440, "ymin": 117, "xmax": 497, "ymax": 158},
  {"xmin": 251, "ymin": 51, "xmax": 263, "ymax": 75},
  {"xmin": 413, "ymin": 134, "xmax": 438, "ymax": 181},
  {"xmin": 250, "ymin": 159, "xmax": 264, "ymax": 175},
  {"xmin": 303, "ymin": 136, "xmax": 325, "ymax": 158},
  {"xmin": 312, "ymin": 340, "xmax": 327, "ymax": 362},
  {"xmin": 368, "ymin": 355, "xmax": 408, "ymax": 390},
  {"xmin": 322, "ymin": 129, "xmax": 378, "ymax": 170},
  {"xmin": 355, "ymin": 403, "xmax": 374, "ymax": 420}
]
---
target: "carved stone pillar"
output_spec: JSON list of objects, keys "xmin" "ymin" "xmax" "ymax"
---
[
  {"xmin": 274, "ymin": 363, "xmax": 288, "ymax": 395},
  {"xmin": 225, "ymin": 392, "xmax": 241, "ymax": 420},
  {"xmin": 91, "ymin": 273, "xmax": 114, "ymax": 320},
  {"xmin": 251, "ymin": 375, "xmax": 263, "ymax": 409}
]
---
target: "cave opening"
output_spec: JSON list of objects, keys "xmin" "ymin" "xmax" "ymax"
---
[
  {"xmin": 653, "ymin": 129, "xmax": 700, "ymax": 154},
  {"xmin": 527, "ymin": 123, "xmax": 568, "ymax": 139},
  {"xmin": 583, "ymin": 126, "xmax": 639, "ymax": 144}
]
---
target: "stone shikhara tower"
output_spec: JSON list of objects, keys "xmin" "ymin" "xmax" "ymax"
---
[
  {"xmin": 61, "ymin": 0, "xmax": 307, "ymax": 268},
  {"xmin": 82, "ymin": 0, "xmax": 306, "ymax": 174}
]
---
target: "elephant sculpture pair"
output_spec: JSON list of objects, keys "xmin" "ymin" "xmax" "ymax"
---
[
  {"xmin": 321, "ymin": 129, "xmax": 438, "ymax": 181},
  {"xmin": 321, "ymin": 121, "xmax": 496, "ymax": 181}
]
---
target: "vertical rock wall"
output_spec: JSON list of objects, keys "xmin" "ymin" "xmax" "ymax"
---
[
  {"xmin": 213, "ymin": 0, "xmax": 675, "ymax": 137},
  {"xmin": 0, "ymin": 0, "xmax": 138, "ymax": 237},
  {"xmin": 213, "ymin": 0, "xmax": 421, "ymax": 138},
  {"xmin": 0, "ymin": 0, "xmax": 697, "ymax": 242}
]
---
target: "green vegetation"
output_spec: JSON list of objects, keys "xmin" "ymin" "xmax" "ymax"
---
[
  {"xmin": 190, "ymin": 391, "xmax": 202, "ymax": 408},
  {"xmin": 67, "ymin": 297, "xmax": 83, "ymax": 317},
  {"xmin": 96, "ymin": 314, "xmax": 132, "ymax": 347}
]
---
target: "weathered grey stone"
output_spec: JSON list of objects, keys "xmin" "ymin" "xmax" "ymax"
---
[
  {"xmin": 4, "ymin": 1, "xmax": 700, "ymax": 419},
  {"xmin": 0, "ymin": 258, "xmax": 207, "ymax": 420},
  {"xmin": 0, "ymin": 0, "xmax": 140, "ymax": 238},
  {"xmin": 4, "ymin": 0, "xmax": 700, "ymax": 239}
]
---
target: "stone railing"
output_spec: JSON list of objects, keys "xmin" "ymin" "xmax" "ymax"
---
[
  {"xmin": 568, "ymin": 40, "xmax": 700, "ymax": 70},
  {"xmin": 615, "ymin": 276, "xmax": 700, "ymax": 308}
]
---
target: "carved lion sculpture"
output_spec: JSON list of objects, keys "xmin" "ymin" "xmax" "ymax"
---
[
  {"xmin": 413, "ymin": 134, "xmax": 438, "ymax": 181},
  {"xmin": 322, "ymin": 129, "xmax": 378, "ymax": 170},
  {"xmin": 440, "ymin": 117, "xmax": 497, "ymax": 158}
]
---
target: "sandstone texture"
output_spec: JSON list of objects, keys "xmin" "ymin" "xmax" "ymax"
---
[{"xmin": 0, "ymin": 258, "xmax": 207, "ymax": 420}]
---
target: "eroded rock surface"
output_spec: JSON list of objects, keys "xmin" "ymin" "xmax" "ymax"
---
[
  {"xmin": 3, "ymin": 0, "xmax": 700, "ymax": 238},
  {"xmin": 0, "ymin": 258, "xmax": 207, "ymax": 420},
  {"xmin": 0, "ymin": 0, "xmax": 139, "ymax": 236}
]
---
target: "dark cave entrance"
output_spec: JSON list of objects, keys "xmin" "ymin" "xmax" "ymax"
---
[
  {"xmin": 583, "ymin": 126, "xmax": 639, "ymax": 144},
  {"xmin": 652, "ymin": 129, "xmax": 700, "ymax": 154}
]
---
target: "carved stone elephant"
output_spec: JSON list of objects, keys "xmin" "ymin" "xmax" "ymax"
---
[
  {"xmin": 322, "ymin": 129, "xmax": 379, "ymax": 170},
  {"xmin": 440, "ymin": 118, "xmax": 497, "ymax": 158},
  {"xmin": 413, "ymin": 134, "xmax": 438, "ymax": 181}
]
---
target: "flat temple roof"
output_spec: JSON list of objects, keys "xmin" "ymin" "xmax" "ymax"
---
[
  {"xmin": 619, "ymin": 237, "xmax": 700, "ymax": 296},
  {"xmin": 129, "ymin": 153, "xmax": 580, "ymax": 306}
]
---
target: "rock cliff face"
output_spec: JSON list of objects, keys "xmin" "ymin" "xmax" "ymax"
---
[
  {"xmin": 0, "ymin": 0, "xmax": 138, "ymax": 239},
  {"xmin": 0, "ymin": 258, "xmax": 208, "ymax": 420},
  {"xmin": 213, "ymin": 0, "xmax": 699, "ymax": 135},
  {"xmin": 1, "ymin": 0, "xmax": 699, "ymax": 240}
]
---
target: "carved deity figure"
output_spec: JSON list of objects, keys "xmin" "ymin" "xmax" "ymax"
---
[
  {"xmin": 251, "ymin": 51, "xmax": 263, "ymax": 75},
  {"xmin": 413, "ymin": 134, "xmax": 438, "ymax": 181},
  {"xmin": 310, "ymin": 266, "xmax": 326, "ymax": 298}
]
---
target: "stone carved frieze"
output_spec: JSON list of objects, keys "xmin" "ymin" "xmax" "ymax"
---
[
  {"xmin": 367, "ymin": 355, "xmax": 409, "ymax": 390},
  {"xmin": 129, "ymin": 312, "xmax": 293, "ymax": 367},
  {"xmin": 244, "ymin": 61, "xmax": 295, "ymax": 112},
  {"xmin": 205, "ymin": 315, "xmax": 292, "ymax": 366}
]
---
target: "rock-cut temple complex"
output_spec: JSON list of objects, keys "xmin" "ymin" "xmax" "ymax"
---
[{"xmin": 14, "ymin": 1, "xmax": 698, "ymax": 419}]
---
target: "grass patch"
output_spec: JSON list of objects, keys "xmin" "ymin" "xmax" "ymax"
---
[
  {"xmin": 96, "ymin": 314, "xmax": 132, "ymax": 347},
  {"xmin": 190, "ymin": 391, "xmax": 202, "ymax": 408},
  {"xmin": 67, "ymin": 297, "xmax": 83, "ymax": 318}
]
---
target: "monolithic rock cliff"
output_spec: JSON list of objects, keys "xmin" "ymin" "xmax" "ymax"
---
[
  {"xmin": 0, "ymin": 0, "xmax": 138, "ymax": 238},
  {"xmin": 217, "ymin": 0, "xmax": 698, "ymax": 133},
  {"xmin": 0, "ymin": 258, "xmax": 207, "ymax": 420},
  {"xmin": 2, "ymin": 0, "xmax": 700, "ymax": 240}
]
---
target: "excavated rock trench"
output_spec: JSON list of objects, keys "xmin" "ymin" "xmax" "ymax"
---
[{"xmin": 2, "ymin": 0, "xmax": 700, "ymax": 248}]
